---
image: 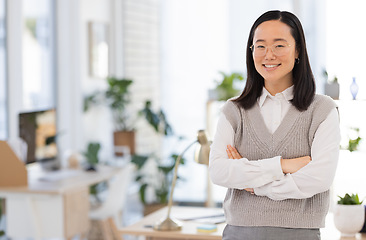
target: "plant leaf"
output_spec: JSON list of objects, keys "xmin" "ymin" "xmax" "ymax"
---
[{"xmin": 131, "ymin": 155, "xmax": 149, "ymax": 169}]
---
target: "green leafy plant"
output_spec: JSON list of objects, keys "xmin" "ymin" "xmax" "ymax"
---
[
  {"xmin": 83, "ymin": 142, "xmax": 101, "ymax": 167},
  {"xmin": 347, "ymin": 127, "xmax": 362, "ymax": 152},
  {"xmin": 214, "ymin": 72, "xmax": 244, "ymax": 101},
  {"xmin": 139, "ymin": 100, "xmax": 173, "ymax": 136},
  {"xmin": 82, "ymin": 142, "xmax": 106, "ymax": 202},
  {"xmin": 132, "ymin": 153, "xmax": 185, "ymax": 204},
  {"xmin": 338, "ymin": 193, "xmax": 364, "ymax": 205},
  {"xmin": 84, "ymin": 77, "xmax": 134, "ymax": 131},
  {"xmin": 323, "ymin": 69, "xmax": 338, "ymax": 84},
  {"xmin": 131, "ymin": 101, "xmax": 184, "ymax": 204}
]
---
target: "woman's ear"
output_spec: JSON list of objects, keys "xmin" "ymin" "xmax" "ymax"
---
[{"xmin": 295, "ymin": 46, "xmax": 300, "ymax": 59}]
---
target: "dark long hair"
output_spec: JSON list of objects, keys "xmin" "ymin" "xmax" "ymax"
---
[{"xmin": 233, "ymin": 10, "xmax": 315, "ymax": 111}]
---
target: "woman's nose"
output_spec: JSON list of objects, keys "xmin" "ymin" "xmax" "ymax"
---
[{"xmin": 264, "ymin": 47, "xmax": 276, "ymax": 59}]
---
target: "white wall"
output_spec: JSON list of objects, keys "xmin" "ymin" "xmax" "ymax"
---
[
  {"xmin": 160, "ymin": 0, "xmax": 230, "ymax": 202},
  {"xmin": 326, "ymin": 0, "xmax": 366, "ymax": 100},
  {"xmin": 57, "ymin": 0, "xmax": 115, "ymax": 164},
  {"xmin": 122, "ymin": 0, "xmax": 162, "ymax": 155},
  {"xmin": 79, "ymin": 0, "xmax": 115, "ymax": 162}
]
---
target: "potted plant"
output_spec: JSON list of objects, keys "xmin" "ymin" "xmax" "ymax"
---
[
  {"xmin": 209, "ymin": 71, "xmax": 244, "ymax": 101},
  {"xmin": 334, "ymin": 193, "xmax": 365, "ymax": 237},
  {"xmin": 82, "ymin": 142, "xmax": 107, "ymax": 203},
  {"xmin": 323, "ymin": 69, "xmax": 340, "ymax": 100},
  {"xmin": 83, "ymin": 142, "xmax": 101, "ymax": 171},
  {"xmin": 84, "ymin": 77, "xmax": 136, "ymax": 155},
  {"xmin": 131, "ymin": 101, "xmax": 185, "ymax": 215}
]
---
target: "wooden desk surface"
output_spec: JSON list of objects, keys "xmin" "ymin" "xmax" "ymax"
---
[
  {"xmin": 119, "ymin": 206, "xmax": 225, "ymax": 240},
  {"xmin": 120, "ymin": 206, "xmax": 366, "ymax": 240},
  {"xmin": 0, "ymin": 164, "xmax": 120, "ymax": 195}
]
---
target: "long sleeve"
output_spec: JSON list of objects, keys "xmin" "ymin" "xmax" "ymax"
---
[
  {"xmin": 254, "ymin": 108, "xmax": 340, "ymax": 200},
  {"xmin": 209, "ymin": 113, "xmax": 284, "ymax": 189}
]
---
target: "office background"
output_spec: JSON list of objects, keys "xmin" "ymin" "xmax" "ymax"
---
[{"xmin": 1, "ymin": 0, "xmax": 366, "ymax": 205}]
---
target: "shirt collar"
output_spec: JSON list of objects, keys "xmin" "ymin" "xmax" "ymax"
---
[{"xmin": 258, "ymin": 85, "xmax": 294, "ymax": 108}]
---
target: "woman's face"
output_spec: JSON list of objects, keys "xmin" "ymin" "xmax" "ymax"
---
[{"xmin": 252, "ymin": 20, "xmax": 298, "ymax": 89}]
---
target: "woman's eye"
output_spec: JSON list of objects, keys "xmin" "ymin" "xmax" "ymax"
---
[
  {"xmin": 275, "ymin": 45, "xmax": 285, "ymax": 48},
  {"xmin": 256, "ymin": 45, "xmax": 265, "ymax": 49}
]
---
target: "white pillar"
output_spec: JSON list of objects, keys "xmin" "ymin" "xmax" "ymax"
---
[
  {"xmin": 7, "ymin": 0, "xmax": 23, "ymax": 140},
  {"xmin": 56, "ymin": 0, "xmax": 83, "ymax": 164}
]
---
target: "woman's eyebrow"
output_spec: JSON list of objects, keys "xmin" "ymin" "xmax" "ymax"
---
[
  {"xmin": 254, "ymin": 38, "xmax": 288, "ymax": 43},
  {"xmin": 273, "ymin": 38, "xmax": 288, "ymax": 42},
  {"xmin": 254, "ymin": 39, "xmax": 265, "ymax": 43}
]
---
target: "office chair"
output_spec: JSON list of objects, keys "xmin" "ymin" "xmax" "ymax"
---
[{"xmin": 88, "ymin": 163, "xmax": 135, "ymax": 240}]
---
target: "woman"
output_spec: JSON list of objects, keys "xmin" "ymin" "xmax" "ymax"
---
[{"xmin": 209, "ymin": 10, "xmax": 340, "ymax": 240}]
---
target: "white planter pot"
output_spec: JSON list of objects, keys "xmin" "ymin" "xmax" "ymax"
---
[{"xmin": 334, "ymin": 204, "xmax": 365, "ymax": 237}]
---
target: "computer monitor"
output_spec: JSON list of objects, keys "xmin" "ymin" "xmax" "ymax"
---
[{"xmin": 19, "ymin": 108, "xmax": 58, "ymax": 166}]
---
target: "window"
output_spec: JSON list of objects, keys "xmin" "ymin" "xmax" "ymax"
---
[
  {"xmin": 22, "ymin": 0, "xmax": 55, "ymax": 110},
  {"xmin": 0, "ymin": 0, "xmax": 7, "ymax": 140}
]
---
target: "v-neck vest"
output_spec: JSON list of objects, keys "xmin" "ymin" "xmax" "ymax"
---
[{"xmin": 221, "ymin": 94, "xmax": 337, "ymax": 228}]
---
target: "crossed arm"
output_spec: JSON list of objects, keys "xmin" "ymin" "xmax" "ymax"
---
[
  {"xmin": 209, "ymin": 108, "xmax": 340, "ymax": 200},
  {"xmin": 226, "ymin": 144, "xmax": 311, "ymax": 195}
]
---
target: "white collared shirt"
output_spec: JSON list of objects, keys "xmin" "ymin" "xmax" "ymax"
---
[{"xmin": 209, "ymin": 86, "xmax": 340, "ymax": 200}]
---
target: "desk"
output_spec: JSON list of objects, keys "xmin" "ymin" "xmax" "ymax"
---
[
  {"xmin": 119, "ymin": 206, "xmax": 225, "ymax": 240},
  {"xmin": 119, "ymin": 206, "xmax": 366, "ymax": 240},
  {"xmin": 0, "ymin": 164, "xmax": 120, "ymax": 240}
]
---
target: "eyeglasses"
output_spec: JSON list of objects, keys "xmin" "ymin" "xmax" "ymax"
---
[{"xmin": 250, "ymin": 43, "xmax": 292, "ymax": 57}]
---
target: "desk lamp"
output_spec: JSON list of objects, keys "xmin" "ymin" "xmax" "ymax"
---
[{"xmin": 154, "ymin": 130, "xmax": 211, "ymax": 231}]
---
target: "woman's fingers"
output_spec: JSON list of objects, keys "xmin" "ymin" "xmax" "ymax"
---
[
  {"xmin": 226, "ymin": 148, "xmax": 234, "ymax": 159},
  {"xmin": 245, "ymin": 188, "xmax": 255, "ymax": 195},
  {"xmin": 227, "ymin": 145, "xmax": 252, "ymax": 193},
  {"xmin": 226, "ymin": 145, "xmax": 242, "ymax": 159}
]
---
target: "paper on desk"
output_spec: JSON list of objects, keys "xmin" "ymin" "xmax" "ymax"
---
[
  {"xmin": 193, "ymin": 215, "xmax": 226, "ymax": 224},
  {"xmin": 173, "ymin": 208, "xmax": 225, "ymax": 224}
]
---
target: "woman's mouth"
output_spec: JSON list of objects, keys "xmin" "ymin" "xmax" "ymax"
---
[{"xmin": 263, "ymin": 64, "xmax": 281, "ymax": 68}]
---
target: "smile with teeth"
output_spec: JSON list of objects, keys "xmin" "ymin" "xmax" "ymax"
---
[{"xmin": 264, "ymin": 64, "xmax": 281, "ymax": 68}]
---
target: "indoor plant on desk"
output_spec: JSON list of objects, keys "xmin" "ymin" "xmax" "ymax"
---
[
  {"xmin": 334, "ymin": 193, "xmax": 365, "ymax": 237},
  {"xmin": 83, "ymin": 142, "xmax": 107, "ymax": 203},
  {"xmin": 84, "ymin": 77, "xmax": 136, "ymax": 155}
]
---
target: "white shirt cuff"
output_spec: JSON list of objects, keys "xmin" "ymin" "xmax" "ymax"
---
[{"xmin": 259, "ymin": 156, "xmax": 284, "ymax": 181}]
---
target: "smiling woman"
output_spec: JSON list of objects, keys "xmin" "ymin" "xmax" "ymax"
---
[{"xmin": 209, "ymin": 10, "xmax": 340, "ymax": 240}]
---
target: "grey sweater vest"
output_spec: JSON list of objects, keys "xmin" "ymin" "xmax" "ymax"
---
[{"xmin": 222, "ymin": 94, "xmax": 337, "ymax": 228}]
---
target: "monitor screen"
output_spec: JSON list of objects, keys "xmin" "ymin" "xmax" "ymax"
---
[{"xmin": 19, "ymin": 108, "xmax": 58, "ymax": 164}]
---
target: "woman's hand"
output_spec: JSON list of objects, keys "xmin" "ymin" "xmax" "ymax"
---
[
  {"xmin": 226, "ymin": 145, "xmax": 254, "ymax": 194},
  {"xmin": 281, "ymin": 156, "xmax": 311, "ymax": 174},
  {"xmin": 226, "ymin": 144, "xmax": 242, "ymax": 159}
]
